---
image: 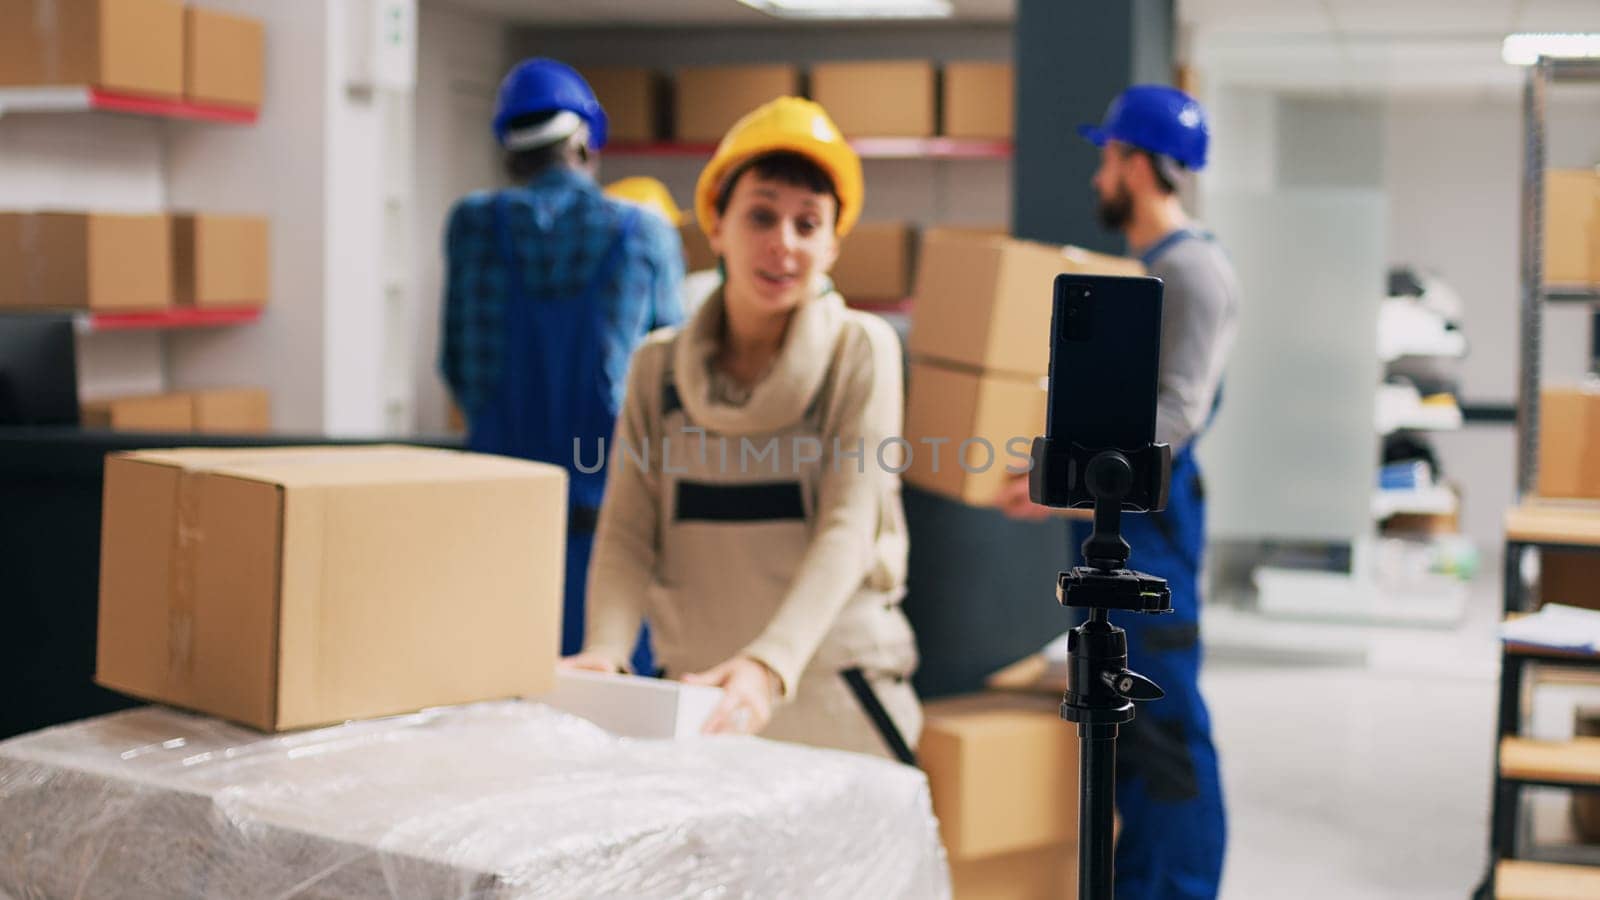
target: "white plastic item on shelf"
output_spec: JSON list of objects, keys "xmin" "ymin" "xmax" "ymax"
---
[
  {"xmin": 1375, "ymin": 382, "xmax": 1464, "ymax": 434},
  {"xmin": 0, "ymin": 701, "xmax": 948, "ymax": 900},
  {"xmin": 542, "ymin": 669, "xmax": 722, "ymax": 739},
  {"xmin": 1501, "ymin": 604, "xmax": 1600, "ymax": 654},
  {"xmin": 1377, "ymin": 298, "xmax": 1467, "ymax": 362},
  {"xmin": 1254, "ymin": 565, "xmax": 1468, "ymax": 628}
]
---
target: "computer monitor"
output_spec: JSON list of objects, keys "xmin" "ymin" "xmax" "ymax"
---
[{"xmin": 0, "ymin": 314, "xmax": 79, "ymax": 426}]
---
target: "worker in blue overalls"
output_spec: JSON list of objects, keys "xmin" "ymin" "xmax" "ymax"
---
[
  {"xmin": 440, "ymin": 58, "xmax": 684, "ymax": 676},
  {"xmin": 998, "ymin": 85, "xmax": 1241, "ymax": 900}
]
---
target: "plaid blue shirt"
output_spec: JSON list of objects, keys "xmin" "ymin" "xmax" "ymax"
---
[{"xmin": 440, "ymin": 167, "xmax": 685, "ymax": 416}]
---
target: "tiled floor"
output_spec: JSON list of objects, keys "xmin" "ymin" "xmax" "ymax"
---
[{"xmin": 1202, "ymin": 567, "xmax": 1507, "ymax": 899}]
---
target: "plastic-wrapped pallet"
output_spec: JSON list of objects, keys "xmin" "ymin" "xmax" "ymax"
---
[{"xmin": 0, "ymin": 701, "xmax": 949, "ymax": 899}]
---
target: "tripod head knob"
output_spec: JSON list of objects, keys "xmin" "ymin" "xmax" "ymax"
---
[{"xmin": 1104, "ymin": 668, "xmax": 1165, "ymax": 702}]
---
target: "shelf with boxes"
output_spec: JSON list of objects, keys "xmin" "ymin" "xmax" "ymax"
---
[
  {"xmin": 0, "ymin": 1, "xmax": 266, "ymax": 122},
  {"xmin": 585, "ymin": 59, "xmax": 1013, "ymax": 155},
  {"xmin": 0, "ymin": 212, "xmax": 271, "ymax": 315}
]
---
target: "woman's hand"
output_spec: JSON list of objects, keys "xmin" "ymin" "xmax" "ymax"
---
[
  {"xmin": 683, "ymin": 656, "xmax": 781, "ymax": 735},
  {"xmin": 558, "ymin": 652, "xmax": 623, "ymax": 674}
]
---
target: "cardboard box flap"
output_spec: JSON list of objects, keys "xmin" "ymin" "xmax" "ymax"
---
[{"xmin": 113, "ymin": 446, "xmax": 566, "ymax": 488}]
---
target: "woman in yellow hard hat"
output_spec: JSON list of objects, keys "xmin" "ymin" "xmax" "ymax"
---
[{"xmin": 562, "ymin": 97, "xmax": 920, "ymax": 762}]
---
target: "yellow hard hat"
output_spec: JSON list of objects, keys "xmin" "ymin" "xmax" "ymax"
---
[
  {"xmin": 604, "ymin": 176, "xmax": 684, "ymax": 226},
  {"xmin": 694, "ymin": 97, "xmax": 864, "ymax": 239}
]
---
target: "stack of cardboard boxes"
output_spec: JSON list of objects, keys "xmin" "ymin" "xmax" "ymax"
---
[
  {"xmin": 1535, "ymin": 382, "xmax": 1600, "ymax": 611},
  {"xmin": 921, "ymin": 692, "xmax": 1088, "ymax": 898},
  {"xmin": 904, "ymin": 229, "xmax": 1144, "ymax": 507},
  {"xmin": 0, "ymin": 0, "xmax": 265, "ymax": 113}
]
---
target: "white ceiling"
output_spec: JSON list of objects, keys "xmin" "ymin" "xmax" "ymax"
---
[{"xmin": 428, "ymin": 0, "xmax": 1600, "ymax": 93}]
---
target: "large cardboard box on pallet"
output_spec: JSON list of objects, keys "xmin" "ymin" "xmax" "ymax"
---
[
  {"xmin": 920, "ymin": 692, "xmax": 1080, "ymax": 861},
  {"xmin": 673, "ymin": 65, "xmax": 799, "ymax": 142},
  {"xmin": 810, "ymin": 60, "xmax": 935, "ymax": 138},
  {"xmin": 0, "ymin": 213, "xmax": 172, "ymax": 311},
  {"xmin": 172, "ymin": 214, "xmax": 270, "ymax": 307},
  {"xmin": 0, "ymin": 0, "xmax": 184, "ymax": 98},
  {"xmin": 184, "ymin": 6, "xmax": 264, "ymax": 109},
  {"xmin": 96, "ymin": 446, "xmax": 567, "ymax": 732},
  {"xmin": 832, "ymin": 221, "xmax": 915, "ymax": 303},
  {"xmin": 942, "ymin": 62, "xmax": 1014, "ymax": 139},
  {"xmin": 903, "ymin": 360, "xmax": 1045, "ymax": 507},
  {"xmin": 909, "ymin": 229, "xmax": 1144, "ymax": 379},
  {"xmin": 580, "ymin": 66, "xmax": 658, "ymax": 142}
]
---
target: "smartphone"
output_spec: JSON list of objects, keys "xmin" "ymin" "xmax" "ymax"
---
[{"xmin": 1043, "ymin": 274, "xmax": 1164, "ymax": 451}]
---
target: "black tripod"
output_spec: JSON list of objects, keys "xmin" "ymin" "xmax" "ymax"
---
[{"xmin": 1030, "ymin": 440, "xmax": 1173, "ymax": 900}]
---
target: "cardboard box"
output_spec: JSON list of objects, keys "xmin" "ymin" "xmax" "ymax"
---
[
  {"xmin": 541, "ymin": 670, "xmax": 722, "ymax": 739},
  {"xmin": 810, "ymin": 60, "xmax": 935, "ymax": 138},
  {"xmin": 184, "ymin": 6, "xmax": 264, "ymax": 109},
  {"xmin": 910, "ymin": 229, "xmax": 1144, "ymax": 379},
  {"xmin": 172, "ymin": 214, "xmax": 270, "ymax": 307},
  {"xmin": 904, "ymin": 360, "xmax": 1045, "ymax": 507},
  {"xmin": 831, "ymin": 221, "xmax": 914, "ymax": 303},
  {"xmin": 1544, "ymin": 170, "xmax": 1600, "ymax": 286},
  {"xmin": 943, "ymin": 62, "xmax": 1013, "ymax": 140},
  {"xmin": 96, "ymin": 446, "xmax": 568, "ymax": 732},
  {"xmin": 674, "ymin": 65, "xmax": 799, "ymax": 143},
  {"xmin": 950, "ymin": 841, "xmax": 1077, "ymax": 900},
  {"xmin": 0, "ymin": 213, "xmax": 172, "ymax": 311},
  {"xmin": 81, "ymin": 394, "xmax": 194, "ymax": 432},
  {"xmin": 190, "ymin": 387, "xmax": 271, "ymax": 434},
  {"xmin": 920, "ymin": 692, "xmax": 1079, "ymax": 861},
  {"xmin": 0, "ymin": 0, "xmax": 183, "ymax": 97},
  {"xmin": 582, "ymin": 66, "xmax": 657, "ymax": 143},
  {"xmin": 681, "ymin": 219, "xmax": 718, "ymax": 272},
  {"xmin": 1537, "ymin": 386, "xmax": 1600, "ymax": 500}
]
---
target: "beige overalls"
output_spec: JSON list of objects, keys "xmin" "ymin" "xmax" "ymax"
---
[{"xmin": 584, "ymin": 288, "xmax": 921, "ymax": 759}]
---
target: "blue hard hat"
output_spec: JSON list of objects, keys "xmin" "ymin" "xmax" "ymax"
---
[
  {"xmin": 492, "ymin": 58, "xmax": 608, "ymax": 150},
  {"xmin": 1078, "ymin": 84, "xmax": 1208, "ymax": 171}
]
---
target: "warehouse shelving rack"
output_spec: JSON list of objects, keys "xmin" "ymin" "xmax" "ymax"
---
[{"xmin": 1478, "ymin": 55, "xmax": 1600, "ymax": 900}]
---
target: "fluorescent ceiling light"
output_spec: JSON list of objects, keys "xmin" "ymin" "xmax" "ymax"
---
[
  {"xmin": 1502, "ymin": 33, "xmax": 1600, "ymax": 66},
  {"xmin": 737, "ymin": 0, "xmax": 954, "ymax": 20}
]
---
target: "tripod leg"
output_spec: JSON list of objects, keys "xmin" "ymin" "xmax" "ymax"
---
[{"xmin": 1080, "ymin": 722, "xmax": 1118, "ymax": 900}]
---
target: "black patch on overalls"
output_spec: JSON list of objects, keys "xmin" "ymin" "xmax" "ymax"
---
[
  {"xmin": 1119, "ymin": 714, "xmax": 1199, "ymax": 803},
  {"xmin": 675, "ymin": 480, "xmax": 805, "ymax": 522}
]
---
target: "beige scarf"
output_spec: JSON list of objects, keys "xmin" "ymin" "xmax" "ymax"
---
[{"xmin": 671, "ymin": 283, "xmax": 846, "ymax": 437}]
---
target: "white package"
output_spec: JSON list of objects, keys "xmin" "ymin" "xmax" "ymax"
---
[{"xmin": 540, "ymin": 669, "xmax": 722, "ymax": 739}]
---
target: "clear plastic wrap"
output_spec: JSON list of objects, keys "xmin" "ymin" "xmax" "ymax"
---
[{"xmin": 0, "ymin": 701, "xmax": 949, "ymax": 899}]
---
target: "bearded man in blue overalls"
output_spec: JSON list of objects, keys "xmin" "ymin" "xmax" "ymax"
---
[
  {"xmin": 440, "ymin": 59, "xmax": 684, "ymax": 675},
  {"xmin": 1000, "ymin": 85, "xmax": 1241, "ymax": 900}
]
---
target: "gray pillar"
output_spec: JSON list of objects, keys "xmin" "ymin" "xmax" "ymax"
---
[{"xmin": 1013, "ymin": 0, "xmax": 1174, "ymax": 253}]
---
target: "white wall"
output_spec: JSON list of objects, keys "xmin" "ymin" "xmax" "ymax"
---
[
  {"xmin": 322, "ymin": 2, "xmax": 390, "ymax": 436},
  {"xmin": 411, "ymin": 3, "xmax": 512, "ymax": 434}
]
